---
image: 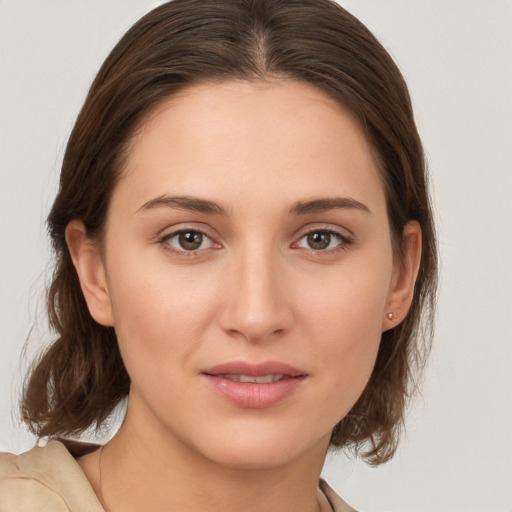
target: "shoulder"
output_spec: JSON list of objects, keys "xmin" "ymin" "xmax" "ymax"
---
[
  {"xmin": 319, "ymin": 479, "xmax": 358, "ymax": 512},
  {"xmin": 0, "ymin": 440, "xmax": 103, "ymax": 512}
]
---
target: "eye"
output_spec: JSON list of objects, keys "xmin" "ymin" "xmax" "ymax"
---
[
  {"xmin": 296, "ymin": 230, "xmax": 349, "ymax": 251},
  {"xmin": 161, "ymin": 229, "xmax": 215, "ymax": 253}
]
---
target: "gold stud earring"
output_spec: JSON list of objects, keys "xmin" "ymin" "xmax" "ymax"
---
[{"xmin": 386, "ymin": 312, "xmax": 395, "ymax": 320}]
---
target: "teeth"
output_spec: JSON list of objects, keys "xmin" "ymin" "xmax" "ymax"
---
[{"xmin": 222, "ymin": 374, "xmax": 284, "ymax": 383}]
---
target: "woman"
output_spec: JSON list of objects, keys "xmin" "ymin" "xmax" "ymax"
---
[{"xmin": 0, "ymin": 0, "xmax": 437, "ymax": 510}]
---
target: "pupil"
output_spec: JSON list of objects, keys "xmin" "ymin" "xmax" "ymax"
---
[
  {"xmin": 179, "ymin": 231, "xmax": 202, "ymax": 250},
  {"xmin": 308, "ymin": 232, "xmax": 330, "ymax": 250}
]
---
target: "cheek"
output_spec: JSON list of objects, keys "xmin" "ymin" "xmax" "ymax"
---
[
  {"xmin": 296, "ymin": 258, "xmax": 391, "ymax": 344},
  {"xmin": 105, "ymin": 250, "xmax": 221, "ymax": 372},
  {"xmin": 293, "ymin": 256, "xmax": 392, "ymax": 406}
]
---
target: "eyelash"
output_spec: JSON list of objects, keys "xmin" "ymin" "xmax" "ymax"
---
[
  {"xmin": 159, "ymin": 229, "xmax": 219, "ymax": 257},
  {"xmin": 158, "ymin": 227, "xmax": 353, "ymax": 257},
  {"xmin": 295, "ymin": 228, "xmax": 353, "ymax": 254}
]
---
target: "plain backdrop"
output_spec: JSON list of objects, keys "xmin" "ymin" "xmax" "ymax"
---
[{"xmin": 1, "ymin": 1, "xmax": 511, "ymax": 511}]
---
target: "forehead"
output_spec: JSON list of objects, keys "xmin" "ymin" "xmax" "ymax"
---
[{"xmin": 114, "ymin": 79, "xmax": 385, "ymax": 216}]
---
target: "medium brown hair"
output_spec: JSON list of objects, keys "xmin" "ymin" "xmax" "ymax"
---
[{"xmin": 22, "ymin": 0, "xmax": 437, "ymax": 465}]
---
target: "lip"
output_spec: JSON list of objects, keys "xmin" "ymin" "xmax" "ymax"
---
[{"xmin": 202, "ymin": 361, "xmax": 307, "ymax": 409}]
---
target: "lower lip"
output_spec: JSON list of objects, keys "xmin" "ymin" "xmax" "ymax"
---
[{"xmin": 203, "ymin": 375, "xmax": 306, "ymax": 408}]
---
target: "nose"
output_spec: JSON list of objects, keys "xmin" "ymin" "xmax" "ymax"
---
[{"xmin": 218, "ymin": 245, "xmax": 293, "ymax": 343}]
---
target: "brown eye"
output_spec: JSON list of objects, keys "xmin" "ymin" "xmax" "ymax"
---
[
  {"xmin": 306, "ymin": 231, "xmax": 331, "ymax": 250},
  {"xmin": 162, "ymin": 229, "xmax": 215, "ymax": 253},
  {"xmin": 296, "ymin": 229, "xmax": 349, "ymax": 252},
  {"xmin": 178, "ymin": 231, "xmax": 203, "ymax": 250}
]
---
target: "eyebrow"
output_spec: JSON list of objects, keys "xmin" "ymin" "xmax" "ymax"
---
[
  {"xmin": 289, "ymin": 197, "xmax": 371, "ymax": 215},
  {"xmin": 137, "ymin": 194, "xmax": 370, "ymax": 216},
  {"xmin": 137, "ymin": 195, "xmax": 228, "ymax": 216}
]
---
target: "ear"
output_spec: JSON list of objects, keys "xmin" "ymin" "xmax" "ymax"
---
[
  {"xmin": 65, "ymin": 220, "xmax": 114, "ymax": 327},
  {"xmin": 382, "ymin": 220, "xmax": 422, "ymax": 331}
]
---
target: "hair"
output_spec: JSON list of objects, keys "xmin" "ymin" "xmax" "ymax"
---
[{"xmin": 21, "ymin": 0, "xmax": 437, "ymax": 465}]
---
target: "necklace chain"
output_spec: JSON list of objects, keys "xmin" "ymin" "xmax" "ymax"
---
[
  {"xmin": 96, "ymin": 443, "xmax": 329, "ymax": 512},
  {"xmin": 98, "ymin": 444, "xmax": 110, "ymax": 512}
]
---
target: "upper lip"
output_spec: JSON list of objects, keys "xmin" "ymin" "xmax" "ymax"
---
[{"xmin": 203, "ymin": 361, "xmax": 306, "ymax": 377}]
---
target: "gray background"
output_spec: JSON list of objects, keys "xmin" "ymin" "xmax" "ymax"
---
[{"xmin": 1, "ymin": 1, "xmax": 511, "ymax": 510}]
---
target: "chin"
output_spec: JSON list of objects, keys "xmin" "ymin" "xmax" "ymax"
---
[
  {"xmin": 204, "ymin": 445, "xmax": 304, "ymax": 471},
  {"xmin": 190, "ymin": 424, "xmax": 331, "ymax": 471}
]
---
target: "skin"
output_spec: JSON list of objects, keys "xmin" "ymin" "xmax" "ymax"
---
[{"xmin": 67, "ymin": 79, "xmax": 421, "ymax": 512}]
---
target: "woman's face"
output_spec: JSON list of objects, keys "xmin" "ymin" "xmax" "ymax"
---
[{"xmin": 81, "ymin": 80, "xmax": 410, "ymax": 469}]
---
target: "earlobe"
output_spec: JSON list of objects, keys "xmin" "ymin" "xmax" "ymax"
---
[
  {"xmin": 65, "ymin": 220, "xmax": 114, "ymax": 327},
  {"xmin": 383, "ymin": 221, "xmax": 422, "ymax": 331}
]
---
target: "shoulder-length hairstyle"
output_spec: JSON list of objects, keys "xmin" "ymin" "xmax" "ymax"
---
[{"xmin": 22, "ymin": 0, "xmax": 437, "ymax": 465}]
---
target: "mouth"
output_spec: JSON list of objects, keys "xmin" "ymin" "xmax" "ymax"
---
[
  {"xmin": 203, "ymin": 360, "xmax": 306, "ymax": 378},
  {"xmin": 214, "ymin": 374, "xmax": 287, "ymax": 383},
  {"xmin": 202, "ymin": 361, "xmax": 307, "ymax": 408}
]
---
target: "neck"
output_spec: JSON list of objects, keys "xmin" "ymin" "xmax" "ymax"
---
[{"xmin": 96, "ymin": 398, "xmax": 330, "ymax": 512}]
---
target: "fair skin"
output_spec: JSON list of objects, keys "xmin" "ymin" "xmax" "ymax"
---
[{"xmin": 67, "ymin": 79, "xmax": 421, "ymax": 512}]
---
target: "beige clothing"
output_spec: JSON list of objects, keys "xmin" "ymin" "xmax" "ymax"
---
[{"xmin": 0, "ymin": 440, "xmax": 356, "ymax": 511}]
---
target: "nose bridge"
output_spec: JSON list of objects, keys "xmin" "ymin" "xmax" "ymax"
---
[{"xmin": 220, "ymin": 239, "xmax": 291, "ymax": 342}]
